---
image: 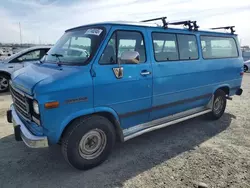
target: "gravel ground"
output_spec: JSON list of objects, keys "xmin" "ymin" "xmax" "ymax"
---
[{"xmin": 0, "ymin": 74, "xmax": 250, "ymax": 188}]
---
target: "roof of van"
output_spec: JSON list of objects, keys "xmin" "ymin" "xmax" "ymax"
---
[{"xmin": 66, "ymin": 21, "xmax": 237, "ymax": 36}]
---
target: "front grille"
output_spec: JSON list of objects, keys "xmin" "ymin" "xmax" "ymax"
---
[{"xmin": 10, "ymin": 85, "xmax": 31, "ymax": 120}]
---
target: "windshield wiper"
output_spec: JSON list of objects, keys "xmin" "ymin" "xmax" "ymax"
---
[{"xmin": 51, "ymin": 53, "xmax": 63, "ymax": 66}]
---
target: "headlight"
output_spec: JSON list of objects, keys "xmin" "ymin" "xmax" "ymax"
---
[{"xmin": 33, "ymin": 100, "xmax": 39, "ymax": 114}]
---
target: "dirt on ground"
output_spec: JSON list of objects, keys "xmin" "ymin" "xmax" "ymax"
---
[{"xmin": 0, "ymin": 74, "xmax": 250, "ymax": 188}]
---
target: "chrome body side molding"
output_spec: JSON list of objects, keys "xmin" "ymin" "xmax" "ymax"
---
[{"xmin": 123, "ymin": 106, "xmax": 212, "ymax": 141}]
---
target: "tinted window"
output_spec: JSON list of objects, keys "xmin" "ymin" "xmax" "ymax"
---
[
  {"xmin": 40, "ymin": 49, "xmax": 49, "ymax": 58},
  {"xmin": 100, "ymin": 30, "xmax": 146, "ymax": 65},
  {"xmin": 200, "ymin": 36, "xmax": 238, "ymax": 59},
  {"xmin": 152, "ymin": 33, "xmax": 179, "ymax": 61},
  {"xmin": 177, "ymin": 34, "xmax": 198, "ymax": 60}
]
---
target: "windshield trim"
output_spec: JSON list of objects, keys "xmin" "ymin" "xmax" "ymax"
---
[{"xmin": 45, "ymin": 26, "xmax": 106, "ymax": 66}]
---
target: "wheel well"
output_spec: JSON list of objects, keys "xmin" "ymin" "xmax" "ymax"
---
[
  {"xmin": 217, "ymin": 86, "xmax": 230, "ymax": 95},
  {"xmin": 61, "ymin": 112, "xmax": 124, "ymax": 143},
  {"xmin": 0, "ymin": 71, "xmax": 11, "ymax": 79}
]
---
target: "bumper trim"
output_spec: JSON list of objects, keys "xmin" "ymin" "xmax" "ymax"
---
[{"xmin": 10, "ymin": 105, "xmax": 48, "ymax": 148}]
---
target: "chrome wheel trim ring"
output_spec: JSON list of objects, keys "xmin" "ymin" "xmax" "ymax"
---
[
  {"xmin": 78, "ymin": 129, "xmax": 107, "ymax": 160},
  {"xmin": 213, "ymin": 96, "xmax": 224, "ymax": 115}
]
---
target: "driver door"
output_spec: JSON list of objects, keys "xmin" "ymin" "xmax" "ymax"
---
[{"xmin": 93, "ymin": 26, "xmax": 153, "ymax": 130}]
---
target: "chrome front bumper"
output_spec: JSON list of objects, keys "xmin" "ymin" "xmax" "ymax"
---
[{"xmin": 7, "ymin": 105, "xmax": 48, "ymax": 148}]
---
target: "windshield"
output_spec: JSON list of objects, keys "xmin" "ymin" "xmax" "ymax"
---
[{"xmin": 45, "ymin": 28, "xmax": 105, "ymax": 65}]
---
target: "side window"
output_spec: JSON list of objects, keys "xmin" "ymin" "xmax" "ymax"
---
[
  {"xmin": 99, "ymin": 30, "xmax": 146, "ymax": 65},
  {"xmin": 16, "ymin": 50, "xmax": 41, "ymax": 62},
  {"xmin": 99, "ymin": 34, "xmax": 116, "ymax": 65},
  {"xmin": 200, "ymin": 36, "xmax": 238, "ymax": 59},
  {"xmin": 152, "ymin": 33, "xmax": 179, "ymax": 62},
  {"xmin": 177, "ymin": 34, "xmax": 198, "ymax": 60}
]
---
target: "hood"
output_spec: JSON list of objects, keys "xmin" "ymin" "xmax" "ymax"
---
[{"xmin": 11, "ymin": 63, "xmax": 90, "ymax": 95}]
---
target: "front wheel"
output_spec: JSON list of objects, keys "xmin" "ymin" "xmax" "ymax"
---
[
  {"xmin": 61, "ymin": 115, "xmax": 116, "ymax": 170},
  {"xmin": 0, "ymin": 74, "xmax": 10, "ymax": 93},
  {"xmin": 208, "ymin": 89, "xmax": 227, "ymax": 120}
]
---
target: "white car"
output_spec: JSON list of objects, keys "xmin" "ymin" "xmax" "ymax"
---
[
  {"xmin": 0, "ymin": 46, "xmax": 51, "ymax": 92},
  {"xmin": 244, "ymin": 60, "xmax": 250, "ymax": 72}
]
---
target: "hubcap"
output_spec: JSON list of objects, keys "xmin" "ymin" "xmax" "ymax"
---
[
  {"xmin": 213, "ymin": 96, "xmax": 224, "ymax": 115},
  {"xmin": 0, "ymin": 77, "xmax": 8, "ymax": 91},
  {"xmin": 78, "ymin": 129, "xmax": 107, "ymax": 160}
]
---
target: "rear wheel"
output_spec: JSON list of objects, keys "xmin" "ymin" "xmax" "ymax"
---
[
  {"xmin": 244, "ymin": 65, "xmax": 248, "ymax": 72},
  {"xmin": 61, "ymin": 115, "xmax": 116, "ymax": 170},
  {"xmin": 208, "ymin": 89, "xmax": 227, "ymax": 120},
  {"xmin": 0, "ymin": 74, "xmax": 9, "ymax": 93}
]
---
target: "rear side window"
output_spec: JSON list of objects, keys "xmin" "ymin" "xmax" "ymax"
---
[
  {"xmin": 200, "ymin": 36, "xmax": 238, "ymax": 59},
  {"xmin": 177, "ymin": 34, "xmax": 198, "ymax": 60},
  {"xmin": 152, "ymin": 33, "xmax": 179, "ymax": 61}
]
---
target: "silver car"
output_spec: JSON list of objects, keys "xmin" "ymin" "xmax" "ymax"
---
[
  {"xmin": 0, "ymin": 46, "xmax": 50, "ymax": 92},
  {"xmin": 244, "ymin": 59, "xmax": 250, "ymax": 72}
]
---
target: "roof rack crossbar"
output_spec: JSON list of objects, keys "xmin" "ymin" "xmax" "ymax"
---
[
  {"xmin": 211, "ymin": 26, "xmax": 235, "ymax": 34},
  {"xmin": 168, "ymin": 20, "xmax": 199, "ymax": 31},
  {"xmin": 141, "ymin": 17, "xmax": 199, "ymax": 31},
  {"xmin": 141, "ymin": 17, "xmax": 168, "ymax": 28}
]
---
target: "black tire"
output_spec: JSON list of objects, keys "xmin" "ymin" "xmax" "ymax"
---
[
  {"xmin": 208, "ymin": 89, "xmax": 227, "ymax": 120},
  {"xmin": 61, "ymin": 115, "xmax": 116, "ymax": 170},
  {"xmin": 0, "ymin": 74, "xmax": 10, "ymax": 93},
  {"xmin": 244, "ymin": 65, "xmax": 248, "ymax": 72}
]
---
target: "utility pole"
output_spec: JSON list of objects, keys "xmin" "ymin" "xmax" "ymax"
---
[{"xmin": 19, "ymin": 22, "xmax": 22, "ymax": 47}]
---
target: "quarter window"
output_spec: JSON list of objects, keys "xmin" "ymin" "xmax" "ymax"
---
[
  {"xmin": 99, "ymin": 30, "xmax": 146, "ymax": 65},
  {"xmin": 152, "ymin": 33, "xmax": 179, "ymax": 61},
  {"xmin": 177, "ymin": 34, "xmax": 198, "ymax": 60},
  {"xmin": 200, "ymin": 36, "xmax": 238, "ymax": 59}
]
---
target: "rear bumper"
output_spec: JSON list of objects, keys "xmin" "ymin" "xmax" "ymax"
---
[{"xmin": 7, "ymin": 105, "xmax": 48, "ymax": 148}]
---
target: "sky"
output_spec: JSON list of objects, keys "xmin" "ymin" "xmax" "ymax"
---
[{"xmin": 0, "ymin": 0, "xmax": 250, "ymax": 45}]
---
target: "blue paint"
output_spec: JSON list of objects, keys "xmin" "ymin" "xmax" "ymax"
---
[{"xmin": 10, "ymin": 22, "xmax": 244, "ymax": 145}]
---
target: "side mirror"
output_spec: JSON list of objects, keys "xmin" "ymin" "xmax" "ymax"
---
[{"xmin": 120, "ymin": 51, "xmax": 140, "ymax": 64}]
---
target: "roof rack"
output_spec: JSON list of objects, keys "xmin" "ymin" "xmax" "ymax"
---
[
  {"xmin": 141, "ymin": 17, "xmax": 199, "ymax": 31},
  {"xmin": 168, "ymin": 20, "xmax": 199, "ymax": 31},
  {"xmin": 141, "ymin": 17, "xmax": 168, "ymax": 28},
  {"xmin": 211, "ymin": 26, "xmax": 235, "ymax": 34}
]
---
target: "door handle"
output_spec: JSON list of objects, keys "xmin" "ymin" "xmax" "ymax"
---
[
  {"xmin": 8, "ymin": 66, "xmax": 13, "ymax": 68},
  {"xmin": 141, "ymin": 70, "xmax": 151, "ymax": 76}
]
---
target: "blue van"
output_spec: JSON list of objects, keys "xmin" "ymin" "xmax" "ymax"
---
[{"xmin": 7, "ymin": 18, "xmax": 244, "ymax": 170}]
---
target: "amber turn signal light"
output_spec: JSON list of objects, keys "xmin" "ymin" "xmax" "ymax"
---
[{"xmin": 44, "ymin": 101, "xmax": 59, "ymax": 109}]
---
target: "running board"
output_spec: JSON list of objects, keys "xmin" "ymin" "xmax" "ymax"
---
[{"xmin": 123, "ymin": 107, "xmax": 212, "ymax": 141}]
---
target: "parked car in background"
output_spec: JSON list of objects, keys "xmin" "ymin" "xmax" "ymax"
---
[
  {"xmin": 242, "ymin": 51, "xmax": 250, "ymax": 62},
  {"xmin": 0, "ymin": 46, "xmax": 51, "ymax": 92},
  {"xmin": 244, "ymin": 59, "xmax": 250, "ymax": 72}
]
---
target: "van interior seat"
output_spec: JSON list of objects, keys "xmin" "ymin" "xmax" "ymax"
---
[
  {"xmin": 135, "ymin": 45, "xmax": 145, "ymax": 63},
  {"xmin": 101, "ymin": 45, "xmax": 115, "ymax": 64}
]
